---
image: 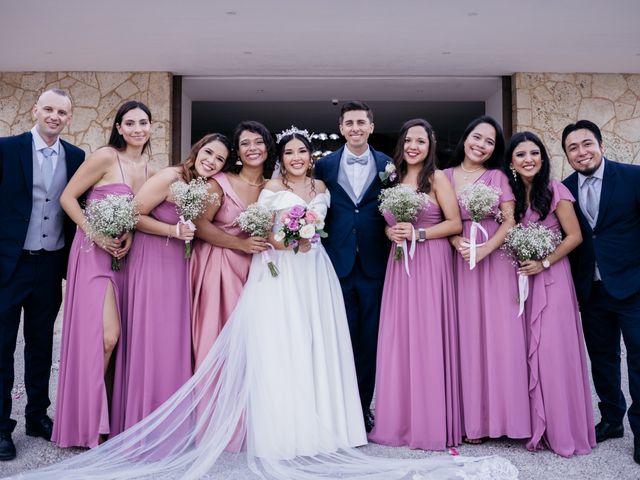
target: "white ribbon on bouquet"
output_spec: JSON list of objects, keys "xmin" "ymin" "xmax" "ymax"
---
[
  {"xmin": 260, "ymin": 244, "xmax": 279, "ymax": 278},
  {"xmin": 398, "ymin": 226, "xmax": 417, "ymax": 277},
  {"xmin": 469, "ymin": 221, "xmax": 489, "ymax": 270},
  {"xmin": 178, "ymin": 215, "xmax": 197, "ymax": 256},
  {"xmin": 517, "ymin": 273, "xmax": 529, "ymax": 317}
]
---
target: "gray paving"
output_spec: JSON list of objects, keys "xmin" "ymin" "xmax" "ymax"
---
[{"xmin": 1, "ymin": 299, "xmax": 639, "ymax": 480}]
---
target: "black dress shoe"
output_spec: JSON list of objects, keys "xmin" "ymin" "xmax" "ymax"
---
[
  {"xmin": 595, "ymin": 420, "xmax": 624, "ymax": 443},
  {"xmin": 364, "ymin": 410, "xmax": 375, "ymax": 433},
  {"xmin": 0, "ymin": 433, "xmax": 16, "ymax": 461},
  {"xmin": 634, "ymin": 437, "xmax": 640, "ymax": 465},
  {"xmin": 25, "ymin": 415, "xmax": 53, "ymax": 441}
]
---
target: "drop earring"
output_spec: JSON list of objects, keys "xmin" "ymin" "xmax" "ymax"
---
[
  {"xmin": 235, "ymin": 158, "xmax": 242, "ymax": 166},
  {"xmin": 509, "ymin": 164, "xmax": 518, "ymax": 180}
]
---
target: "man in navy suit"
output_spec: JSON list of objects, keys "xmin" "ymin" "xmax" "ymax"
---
[
  {"xmin": 314, "ymin": 101, "xmax": 391, "ymax": 432},
  {"xmin": 562, "ymin": 119, "xmax": 640, "ymax": 464},
  {"xmin": 0, "ymin": 89, "xmax": 84, "ymax": 460}
]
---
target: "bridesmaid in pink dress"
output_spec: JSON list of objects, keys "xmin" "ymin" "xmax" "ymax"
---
[
  {"xmin": 504, "ymin": 131, "xmax": 595, "ymax": 456},
  {"xmin": 369, "ymin": 119, "xmax": 462, "ymax": 450},
  {"xmin": 53, "ymin": 101, "xmax": 152, "ymax": 447},
  {"xmin": 443, "ymin": 116, "xmax": 531, "ymax": 443},
  {"xmin": 191, "ymin": 121, "xmax": 277, "ymax": 371},
  {"xmin": 111, "ymin": 133, "xmax": 230, "ymax": 433}
]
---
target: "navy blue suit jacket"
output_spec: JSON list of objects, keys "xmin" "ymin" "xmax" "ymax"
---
[
  {"xmin": 314, "ymin": 146, "xmax": 391, "ymax": 279},
  {"xmin": 563, "ymin": 158, "xmax": 640, "ymax": 305},
  {"xmin": 0, "ymin": 132, "xmax": 85, "ymax": 285}
]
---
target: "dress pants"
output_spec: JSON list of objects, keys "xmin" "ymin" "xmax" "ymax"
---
[{"xmin": 0, "ymin": 250, "xmax": 64, "ymax": 433}]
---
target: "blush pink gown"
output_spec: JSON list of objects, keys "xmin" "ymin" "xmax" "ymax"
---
[{"xmin": 190, "ymin": 172, "xmax": 252, "ymax": 371}]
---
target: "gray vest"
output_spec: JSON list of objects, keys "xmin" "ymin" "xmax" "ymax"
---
[
  {"xmin": 23, "ymin": 144, "xmax": 67, "ymax": 251},
  {"xmin": 337, "ymin": 154, "xmax": 377, "ymax": 205}
]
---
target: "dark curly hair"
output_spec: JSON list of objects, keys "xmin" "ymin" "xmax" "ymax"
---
[
  {"xmin": 503, "ymin": 131, "xmax": 552, "ymax": 223},
  {"xmin": 444, "ymin": 115, "xmax": 505, "ymax": 170},
  {"xmin": 224, "ymin": 120, "xmax": 277, "ymax": 178},
  {"xmin": 392, "ymin": 118, "xmax": 437, "ymax": 194}
]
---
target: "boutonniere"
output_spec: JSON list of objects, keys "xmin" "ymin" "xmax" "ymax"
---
[{"xmin": 378, "ymin": 161, "xmax": 397, "ymax": 185}]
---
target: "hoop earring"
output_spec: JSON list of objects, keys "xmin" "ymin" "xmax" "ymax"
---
[{"xmin": 509, "ymin": 164, "xmax": 518, "ymax": 180}]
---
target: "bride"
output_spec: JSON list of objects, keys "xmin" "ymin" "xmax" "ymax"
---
[{"xmin": 9, "ymin": 128, "xmax": 517, "ymax": 480}]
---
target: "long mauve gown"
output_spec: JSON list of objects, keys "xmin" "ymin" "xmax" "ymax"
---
[
  {"xmin": 190, "ymin": 172, "xmax": 252, "ymax": 371},
  {"xmin": 522, "ymin": 180, "xmax": 595, "ymax": 456},
  {"xmin": 110, "ymin": 200, "xmax": 192, "ymax": 433},
  {"xmin": 444, "ymin": 168, "xmax": 531, "ymax": 440},
  {"xmin": 53, "ymin": 183, "xmax": 131, "ymax": 448},
  {"xmin": 370, "ymin": 199, "xmax": 461, "ymax": 450}
]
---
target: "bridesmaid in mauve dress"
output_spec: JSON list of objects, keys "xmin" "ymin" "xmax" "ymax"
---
[
  {"xmin": 111, "ymin": 133, "xmax": 230, "ymax": 433},
  {"xmin": 504, "ymin": 131, "xmax": 595, "ymax": 457},
  {"xmin": 191, "ymin": 121, "xmax": 277, "ymax": 371},
  {"xmin": 53, "ymin": 101, "xmax": 152, "ymax": 447},
  {"xmin": 369, "ymin": 119, "xmax": 463, "ymax": 451},
  {"xmin": 443, "ymin": 116, "xmax": 531, "ymax": 443}
]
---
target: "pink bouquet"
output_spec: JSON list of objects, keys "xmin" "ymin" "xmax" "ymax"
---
[{"xmin": 273, "ymin": 205, "xmax": 327, "ymax": 253}]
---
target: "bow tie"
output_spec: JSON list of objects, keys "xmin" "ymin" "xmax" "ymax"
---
[{"xmin": 346, "ymin": 154, "xmax": 368, "ymax": 165}]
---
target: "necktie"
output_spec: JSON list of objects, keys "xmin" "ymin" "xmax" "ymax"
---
[
  {"xmin": 346, "ymin": 154, "xmax": 368, "ymax": 165},
  {"xmin": 41, "ymin": 147, "xmax": 55, "ymax": 191},
  {"xmin": 584, "ymin": 176, "xmax": 599, "ymax": 224}
]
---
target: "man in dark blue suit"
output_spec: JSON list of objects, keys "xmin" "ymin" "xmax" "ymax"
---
[
  {"xmin": 0, "ymin": 89, "xmax": 84, "ymax": 460},
  {"xmin": 562, "ymin": 119, "xmax": 640, "ymax": 464},
  {"xmin": 314, "ymin": 101, "xmax": 391, "ymax": 432}
]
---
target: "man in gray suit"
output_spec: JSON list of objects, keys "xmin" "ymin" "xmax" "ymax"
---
[{"xmin": 0, "ymin": 89, "xmax": 84, "ymax": 460}]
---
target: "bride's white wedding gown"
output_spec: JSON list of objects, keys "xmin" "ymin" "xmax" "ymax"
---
[{"xmin": 8, "ymin": 190, "xmax": 517, "ymax": 480}]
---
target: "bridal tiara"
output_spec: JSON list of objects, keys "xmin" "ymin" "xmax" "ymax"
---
[{"xmin": 276, "ymin": 125, "xmax": 313, "ymax": 144}]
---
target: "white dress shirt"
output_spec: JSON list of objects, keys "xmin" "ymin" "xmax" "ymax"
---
[
  {"xmin": 31, "ymin": 126, "xmax": 61, "ymax": 171},
  {"xmin": 340, "ymin": 146, "xmax": 371, "ymax": 199}
]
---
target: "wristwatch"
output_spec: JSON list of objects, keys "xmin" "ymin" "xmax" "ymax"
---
[
  {"xmin": 418, "ymin": 228, "xmax": 427, "ymax": 242},
  {"xmin": 541, "ymin": 258, "xmax": 550, "ymax": 269}
]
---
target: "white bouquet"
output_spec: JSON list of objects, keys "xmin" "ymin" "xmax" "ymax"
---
[
  {"xmin": 457, "ymin": 182, "xmax": 502, "ymax": 269},
  {"xmin": 84, "ymin": 194, "xmax": 138, "ymax": 271},
  {"xmin": 170, "ymin": 177, "xmax": 219, "ymax": 258},
  {"xmin": 378, "ymin": 184, "xmax": 428, "ymax": 261},
  {"xmin": 234, "ymin": 203, "xmax": 279, "ymax": 277},
  {"xmin": 502, "ymin": 222, "xmax": 562, "ymax": 315}
]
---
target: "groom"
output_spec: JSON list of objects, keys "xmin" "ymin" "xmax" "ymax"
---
[{"xmin": 314, "ymin": 101, "xmax": 391, "ymax": 432}]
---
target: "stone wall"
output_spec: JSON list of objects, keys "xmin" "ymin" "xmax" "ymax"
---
[
  {"xmin": 512, "ymin": 73, "xmax": 640, "ymax": 179},
  {"xmin": 0, "ymin": 72, "xmax": 172, "ymax": 170}
]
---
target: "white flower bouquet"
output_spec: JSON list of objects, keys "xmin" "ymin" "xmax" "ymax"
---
[
  {"xmin": 502, "ymin": 223, "xmax": 562, "ymax": 264},
  {"xmin": 170, "ymin": 177, "xmax": 219, "ymax": 258},
  {"xmin": 273, "ymin": 204, "xmax": 327, "ymax": 254},
  {"xmin": 457, "ymin": 182, "xmax": 502, "ymax": 269},
  {"xmin": 502, "ymin": 222, "xmax": 562, "ymax": 315},
  {"xmin": 84, "ymin": 194, "xmax": 138, "ymax": 271},
  {"xmin": 458, "ymin": 182, "xmax": 501, "ymax": 223},
  {"xmin": 378, "ymin": 184, "xmax": 428, "ymax": 261},
  {"xmin": 234, "ymin": 203, "xmax": 279, "ymax": 277}
]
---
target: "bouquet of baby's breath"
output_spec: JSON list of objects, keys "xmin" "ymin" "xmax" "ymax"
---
[
  {"xmin": 170, "ymin": 177, "xmax": 219, "ymax": 258},
  {"xmin": 458, "ymin": 182, "xmax": 501, "ymax": 223},
  {"xmin": 233, "ymin": 203, "xmax": 279, "ymax": 277},
  {"xmin": 378, "ymin": 184, "xmax": 429, "ymax": 260},
  {"xmin": 503, "ymin": 222, "xmax": 562, "ymax": 315},
  {"xmin": 85, "ymin": 194, "xmax": 138, "ymax": 271},
  {"xmin": 502, "ymin": 223, "xmax": 562, "ymax": 264}
]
